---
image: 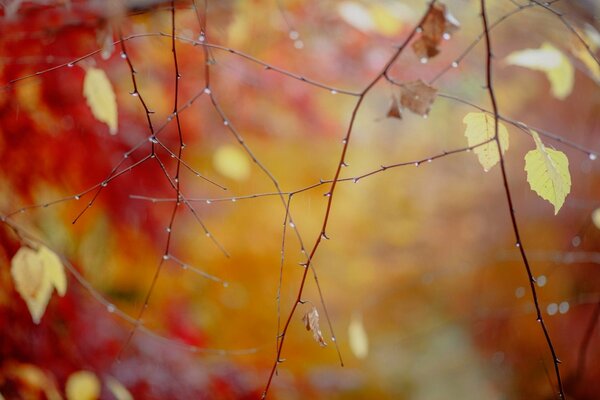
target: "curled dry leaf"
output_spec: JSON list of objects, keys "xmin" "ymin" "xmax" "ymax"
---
[
  {"xmin": 386, "ymin": 96, "xmax": 402, "ymax": 119},
  {"xmin": 83, "ymin": 67, "xmax": 118, "ymax": 135},
  {"xmin": 10, "ymin": 245, "xmax": 67, "ymax": 324},
  {"xmin": 399, "ymin": 80, "xmax": 438, "ymax": 117},
  {"xmin": 302, "ymin": 306, "xmax": 327, "ymax": 347},
  {"xmin": 412, "ymin": 3, "xmax": 460, "ymax": 61}
]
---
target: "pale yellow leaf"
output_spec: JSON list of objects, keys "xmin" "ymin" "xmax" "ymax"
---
[
  {"xmin": 524, "ymin": 130, "xmax": 571, "ymax": 214},
  {"xmin": 83, "ymin": 67, "xmax": 118, "ymax": 134},
  {"xmin": 591, "ymin": 208, "xmax": 600, "ymax": 229},
  {"xmin": 106, "ymin": 376, "xmax": 133, "ymax": 400},
  {"xmin": 348, "ymin": 313, "xmax": 368, "ymax": 359},
  {"xmin": 463, "ymin": 112, "xmax": 509, "ymax": 171},
  {"xmin": 302, "ymin": 306, "xmax": 327, "ymax": 347},
  {"xmin": 66, "ymin": 371, "xmax": 100, "ymax": 400},
  {"xmin": 213, "ymin": 145, "xmax": 250, "ymax": 181},
  {"xmin": 506, "ymin": 43, "xmax": 574, "ymax": 99},
  {"xmin": 11, "ymin": 245, "xmax": 67, "ymax": 324},
  {"xmin": 38, "ymin": 245, "xmax": 67, "ymax": 296}
]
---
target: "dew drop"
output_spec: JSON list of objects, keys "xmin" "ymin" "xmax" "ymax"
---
[
  {"xmin": 451, "ymin": 61, "xmax": 459, "ymax": 68},
  {"xmin": 515, "ymin": 242, "xmax": 520, "ymax": 247},
  {"xmin": 120, "ymin": 52, "xmax": 127, "ymax": 59},
  {"xmin": 223, "ymin": 120, "xmax": 229, "ymax": 126},
  {"xmin": 321, "ymin": 233, "xmax": 330, "ymax": 240},
  {"xmin": 231, "ymin": 198, "xmax": 237, "ymax": 202},
  {"xmin": 420, "ymin": 57, "xmax": 428, "ymax": 64},
  {"xmin": 204, "ymin": 87, "xmax": 211, "ymax": 94},
  {"xmin": 107, "ymin": 304, "xmax": 116, "ymax": 313},
  {"xmin": 414, "ymin": 162, "xmax": 420, "ymax": 167},
  {"xmin": 67, "ymin": 63, "xmax": 74, "ymax": 68},
  {"xmin": 149, "ymin": 136, "xmax": 159, "ymax": 144},
  {"xmin": 330, "ymin": 90, "xmax": 338, "ymax": 95},
  {"xmin": 198, "ymin": 34, "xmax": 206, "ymax": 42},
  {"xmin": 590, "ymin": 153, "xmax": 597, "ymax": 161},
  {"xmin": 416, "ymin": 27, "xmax": 423, "ymax": 33},
  {"xmin": 289, "ymin": 222, "xmax": 295, "ymax": 228},
  {"xmin": 442, "ymin": 32, "xmax": 451, "ymax": 40},
  {"xmin": 324, "ymin": 192, "xmax": 331, "ymax": 197},
  {"xmin": 182, "ymin": 264, "xmax": 189, "ymax": 270},
  {"xmin": 166, "ymin": 227, "xmax": 171, "ymax": 233},
  {"xmin": 162, "ymin": 254, "xmax": 169, "ymax": 260},
  {"xmin": 294, "ymin": 40, "xmax": 304, "ymax": 49},
  {"xmin": 342, "ymin": 138, "xmax": 347, "ymax": 144},
  {"xmin": 289, "ymin": 30, "xmax": 299, "ymax": 40},
  {"xmin": 427, "ymin": 159, "xmax": 432, "ymax": 163},
  {"xmin": 571, "ymin": 236, "xmax": 581, "ymax": 247},
  {"xmin": 74, "ymin": 195, "xmax": 80, "ymax": 200},
  {"xmin": 422, "ymin": 114, "xmax": 428, "ymax": 119},
  {"xmin": 101, "ymin": 181, "xmax": 108, "ymax": 187},
  {"xmin": 131, "ymin": 91, "xmax": 139, "ymax": 97},
  {"xmin": 352, "ymin": 178, "xmax": 359, "ymax": 183},
  {"xmin": 205, "ymin": 232, "xmax": 211, "ymax": 237}
]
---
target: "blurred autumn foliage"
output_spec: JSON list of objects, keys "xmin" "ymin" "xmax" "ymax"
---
[{"xmin": 1, "ymin": 0, "xmax": 599, "ymax": 399}]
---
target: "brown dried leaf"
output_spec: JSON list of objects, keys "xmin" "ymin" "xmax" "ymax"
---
[
  {"xmin": 386, "ymin": 96, "xmax": 402, "ymax": 119},
  {"xmin": 302, "ymin": 306, "xmax": 327, "ymax": 347},
  {"xmin": 412, "ymin": 3, "xmax": 460, "ymax": 61},
  {"xmin": 399, "ymin": 80, "xmax": 438, "ymax": 116}
]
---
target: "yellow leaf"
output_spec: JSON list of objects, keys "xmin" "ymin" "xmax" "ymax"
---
[
  {"xmin": 66, "ymin": 371, "xmax": 100, "ymax": 400},
  {"xmin": 11, "ymin": 245, "xmax": 67, "ymax": 324},
  {"xmin": 83, "ymin": 67, "xmax": 118, "ymax": 134},
  {"xmin": 463, "ymin": 112, "xmax": 509, "ymax": 171},
  {"xmin": 506, "ymin": 43, "xmax": 574, "ymax": 99},
  {"xmin": 106, "ymin": 377, "xmax": 133, "ymax": 400},
  {"xmin": 213, "ymin": 145, "xmax": 251, "ymax": 181},
  {"xmin": 524, "ymin": 130, "xmax": 571, "ymax": 214},
  {"xmin": 348, "ymin": 313, "xmax": 368, "ymax": 359},
  {"xmin": 591, "ymin": 208, "xmax": 600, "ymax": 229}
]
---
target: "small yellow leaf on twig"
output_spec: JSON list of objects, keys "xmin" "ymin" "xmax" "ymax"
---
[
  {"xmin": 463, "ymin": 112, "xmax": 509, "ymax": 171},
  {"xmin": 11, "ymin": 245, "xmax": 67, "ymax": 324},
  {"xmin": 524, "ymin": 130, "xmax": 571, "ymax": 214},
  {"xmin": 348, "ymin": 313, "xmax": 369, "ymax": 359},
  {"xmin": 302, "ymin": 306, "xmax": 327, "ymax": 347},
  {"xmin": 66, "ymin": 371, "xmax": 100, "ymax": 400},
  {"xmin": 506, "ymin": 43, "xmax": 574, "ymax": 99},
  {"xmin": 83, "ymin": 67, "xmax": 118, "ymax": 134}
]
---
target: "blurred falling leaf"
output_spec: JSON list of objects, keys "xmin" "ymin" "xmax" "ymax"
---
[
  {"xmin": 83, "ymin": 67, "xmax": 118, "ymax": 134},
  {"xmin": 213, "ymin": 145, "xmax": 251, "ymax": 181},
  {"xmin": 506, "ymin": 43, "xmax": 574, "ymax": 99},
  {"xmin": 399, "ymin": 79, "xmax": 438, "ymax": 117},
  {"xmin": 412, "ymin": 3, "xmax": 459, "ymax": 61},
  {"xmin": 524, "ymin": 130, "xmax": 571, "ymax": 214},
  {"xmin": 337, "ymin": 2, "xmax": 404, "ymax": 36},
  {"xmin": 65, "ymin": 371, "xmax": 100, "ymax": 400},
  {"xmin": 463, "ymin": 112, "xmax": 509, "ymax": 171},
  {"xmin": 11, "ymin": 245, "xmax": 67, "ymax": 324},
  {"xmin": 97, "ymin": 23, "xmax": 114, "ymax": 60},
  {"xmin": 302, "ymin": 306, "xmax": 327, "ymax": 347},
  {"xmin": 592, "ymin": 208, "xmax": 600, "ymax": 229},
  {"xmin": 348, "ymin": 313, "xmax": 368, "ymax": 359},
  {"xmin": 106, "ymin": 376, "xmax": 133, "ymax": 400},
  {"xmin": 386, "ymin": 96, "xmax": 402, "ymax": 119}
]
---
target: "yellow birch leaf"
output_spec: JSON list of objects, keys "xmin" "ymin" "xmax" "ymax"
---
[
  {"xmin": 213, "ymin": 145, "xmax": 250, "ymax": 181},
  {"xmin": 524, "ymin": 130, "xmax": 571, "ymax": 214},
  {"xmin": 106, "ymin": 377, "xmax": 133, "ymax": 400},
  {"xmin": 463, "ymin": 112, "xmax": 509, "ymax": 171},
  {"xmin": 348, "ymin": 313, "xmax": 368, "ymax": 359},
  {"xmin": 506, "ymin": 43, "xmax": 574, "ymax": 99},
  {"xmin": 11, "ymin": 245, "xmax": 67, "ymax": 324},
  {"xmin": 591, "ymin": 208, "xmax": 600, "ymax": 229},
  {"xmin": 83, "ymin": 67, "xmax": 118, "ymax": 134},
  {"xmin": 65, "ymin": 371, "xmax": 100, "ymax": 400}
]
